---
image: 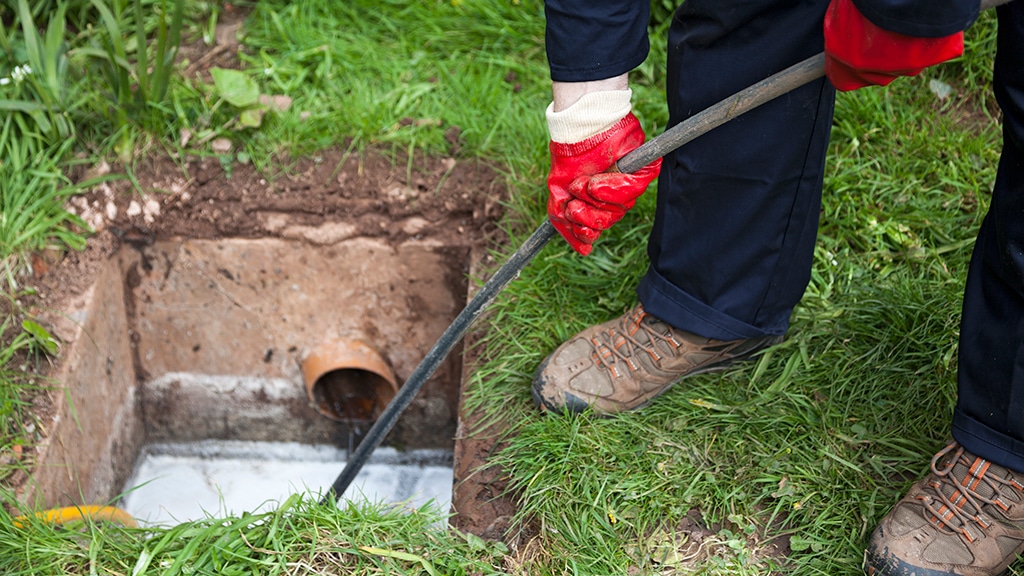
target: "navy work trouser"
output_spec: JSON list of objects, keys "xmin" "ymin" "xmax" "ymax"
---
[
  {"xmin": 953, "ymin": 3, "xmax": 1024, "ymax": 472},
  {"xmin": 635, "ymin": 0, "xmax": 1024, "ymax": 469}
]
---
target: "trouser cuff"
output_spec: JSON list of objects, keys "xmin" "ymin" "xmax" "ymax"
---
[
  {"xmin": 953, "ymin": 408, "xmax": 1024, "ymax": 474},
  {"xmin": 637, "ymin": 266, "xmax": 782, "ymax": 341}
]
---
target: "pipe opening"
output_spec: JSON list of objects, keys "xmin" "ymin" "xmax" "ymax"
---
[
  {"xmin": 312, "ymin": 368, "xmax": 391, "ymax": 422},
  {"xmin": 302, "ymin": 339, "xmax": 399, "ymax": 423}
]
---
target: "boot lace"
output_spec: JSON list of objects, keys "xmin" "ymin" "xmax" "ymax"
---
[
  {"xmin": 917, "ymin": 442, "xmax": 1024, "ymax": 543},
  {"xmin": 588, "ymin": 308, "xmax": 682, "ymax": 377}
]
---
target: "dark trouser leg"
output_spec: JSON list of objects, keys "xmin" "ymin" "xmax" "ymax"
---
[
  {"xmin": 637, "ymin": 0, "xmax": 835, "ymax": 340},
  {"xmin": 952, "ymin": 2, "xmax": 1024, "ymax": 471}
]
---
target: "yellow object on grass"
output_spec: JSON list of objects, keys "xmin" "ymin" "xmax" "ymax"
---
[{"xmin": 13, "ymin": 505, "xmax": 137, "ymax": 528}]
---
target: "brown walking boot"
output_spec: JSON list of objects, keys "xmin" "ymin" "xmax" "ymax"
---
[
  {"xmin": 531, "ymin": 304, "xmax": 781, "ymax": 415},
  {"xmin": 865, "ymin": 442, "xmax": 1024, "ymax": 576}
]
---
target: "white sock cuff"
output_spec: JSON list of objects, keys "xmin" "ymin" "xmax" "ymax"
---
[{"xmin": 546, "ymin": 89, "xmax": 633, "ymax": 144}]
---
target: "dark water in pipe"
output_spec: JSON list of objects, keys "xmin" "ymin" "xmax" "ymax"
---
[{"xmin": 316, "ymin": 370, "xmax": 379, "ymax": 458}]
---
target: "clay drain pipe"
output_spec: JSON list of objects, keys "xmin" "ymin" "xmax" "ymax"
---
[
  {"xmin": 302, "ymin": 339, "xmax": 399, "ymax": 426},
  {"xmin": 321, "ymin": 0, "xmax": 1010, "ymax": 504}
]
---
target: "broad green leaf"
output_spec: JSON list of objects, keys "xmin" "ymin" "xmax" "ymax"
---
[
  {"xmin": 238, "ymin": 107, "xmax": 265, "ymax": 128},
  {"xmin": 22, "ymin": 320, "xmax": 58, "ymax": 355},
  {"xmin": 360, "ymin": 546, "xmax": 438, "ymax": 576},
  {"xmin": 211, "ymin": 68, "xmax": 259, "ymax": 108}
]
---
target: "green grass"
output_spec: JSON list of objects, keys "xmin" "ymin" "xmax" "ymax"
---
[
  {"xmin": 0, "ymin": 493, "xmax": 509, "ymax": 575},
  {"xmin": 0, "ymin": 126, "xmax": 88, "ymax": 286},
  {"xmin": 0, "ymin": 295, "xmax": 56, "ymax": 488},
  {"xmin": 0, "ymin": 1, "xmax": 1014, "ymax": 575},
  {"xmin": 222, "ymin": 0, "xmax": 553, "ymax": 178}
]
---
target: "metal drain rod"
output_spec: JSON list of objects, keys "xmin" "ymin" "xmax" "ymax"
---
[
  {"xmin": 320, "ymin": 219, "xmax": 558, "ymax": 505},
  {"xmin": 321, "ymin": 0, "xmax": 1009, "ymax": 502}
]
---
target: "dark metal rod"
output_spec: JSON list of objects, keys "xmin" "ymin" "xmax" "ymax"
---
[
  {"xmin": 616, "ymin": 53, "xmax": 825, "ymax": 173},
  {"xmin": 981, "ymin": 0, "xmax": 1013, "ymax": 9},
  {"xmin": 321, "ymin": 220, "xmax": 558, "ymax": 504}
]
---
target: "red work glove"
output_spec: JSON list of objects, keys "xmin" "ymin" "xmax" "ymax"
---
[
  {"xmin": 823, "ymin": 0, "xmax": 964, "ymax": 91},
  {"xmin": 548, "ymin": 113, "xmax": 661, "ymax": 256}
]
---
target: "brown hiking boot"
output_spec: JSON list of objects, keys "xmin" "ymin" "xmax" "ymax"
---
[
  {"xmin": 531, "ymin": 304, "xmax": 781, "ymax": 415},
  {"xmin": 865, "ymin": 442, "xmax": 1024, "ymax": 576}
]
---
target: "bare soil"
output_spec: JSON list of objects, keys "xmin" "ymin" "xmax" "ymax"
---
[{"xmin": 40, "ymin": 147, "xmax": 507, "ymax": 300}]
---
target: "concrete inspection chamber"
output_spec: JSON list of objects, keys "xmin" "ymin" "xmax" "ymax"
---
[{"xmin": 23, "ymin": 236, "xmax": 483, "ymax": 526}]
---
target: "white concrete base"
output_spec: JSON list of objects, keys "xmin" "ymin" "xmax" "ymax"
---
[{"xmin": 120, "ymin": 441, "xmax": 453, "ymax": 526}]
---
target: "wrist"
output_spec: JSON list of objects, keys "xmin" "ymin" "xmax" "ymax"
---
[
  {"xmin": 546, "ymin": 89, "xmax": 633, "ymax": 144},
  {"xmin": 551, "ymin": 75, "xmax": 629, "ymax": 112}
]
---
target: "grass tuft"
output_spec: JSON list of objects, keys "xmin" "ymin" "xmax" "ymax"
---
[{"xmin": 0, "ymin": 493, "xmax": 509, "ymax": 575}]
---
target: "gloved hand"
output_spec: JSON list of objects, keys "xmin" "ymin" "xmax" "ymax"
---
[
  {"xmin": 823, "ymin": 0, "xmax": 964, "ymax": 91},
  {"xmin": 547, "ymin": 110, "xmax": 661, "ymax": 256}
]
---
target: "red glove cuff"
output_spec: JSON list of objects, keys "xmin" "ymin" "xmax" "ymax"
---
[
  {"xmin": 823, "ymin": 0, "xmax": 963, "ymax": 91},
  {"xmin": 549, "ymin": 113, "xmax": 645, "ymax": 164}
]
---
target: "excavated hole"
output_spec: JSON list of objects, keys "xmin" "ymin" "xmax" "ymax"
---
[{"xmin": 31, "ymin": 236, "xmax": 472, "ymax": 525}]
